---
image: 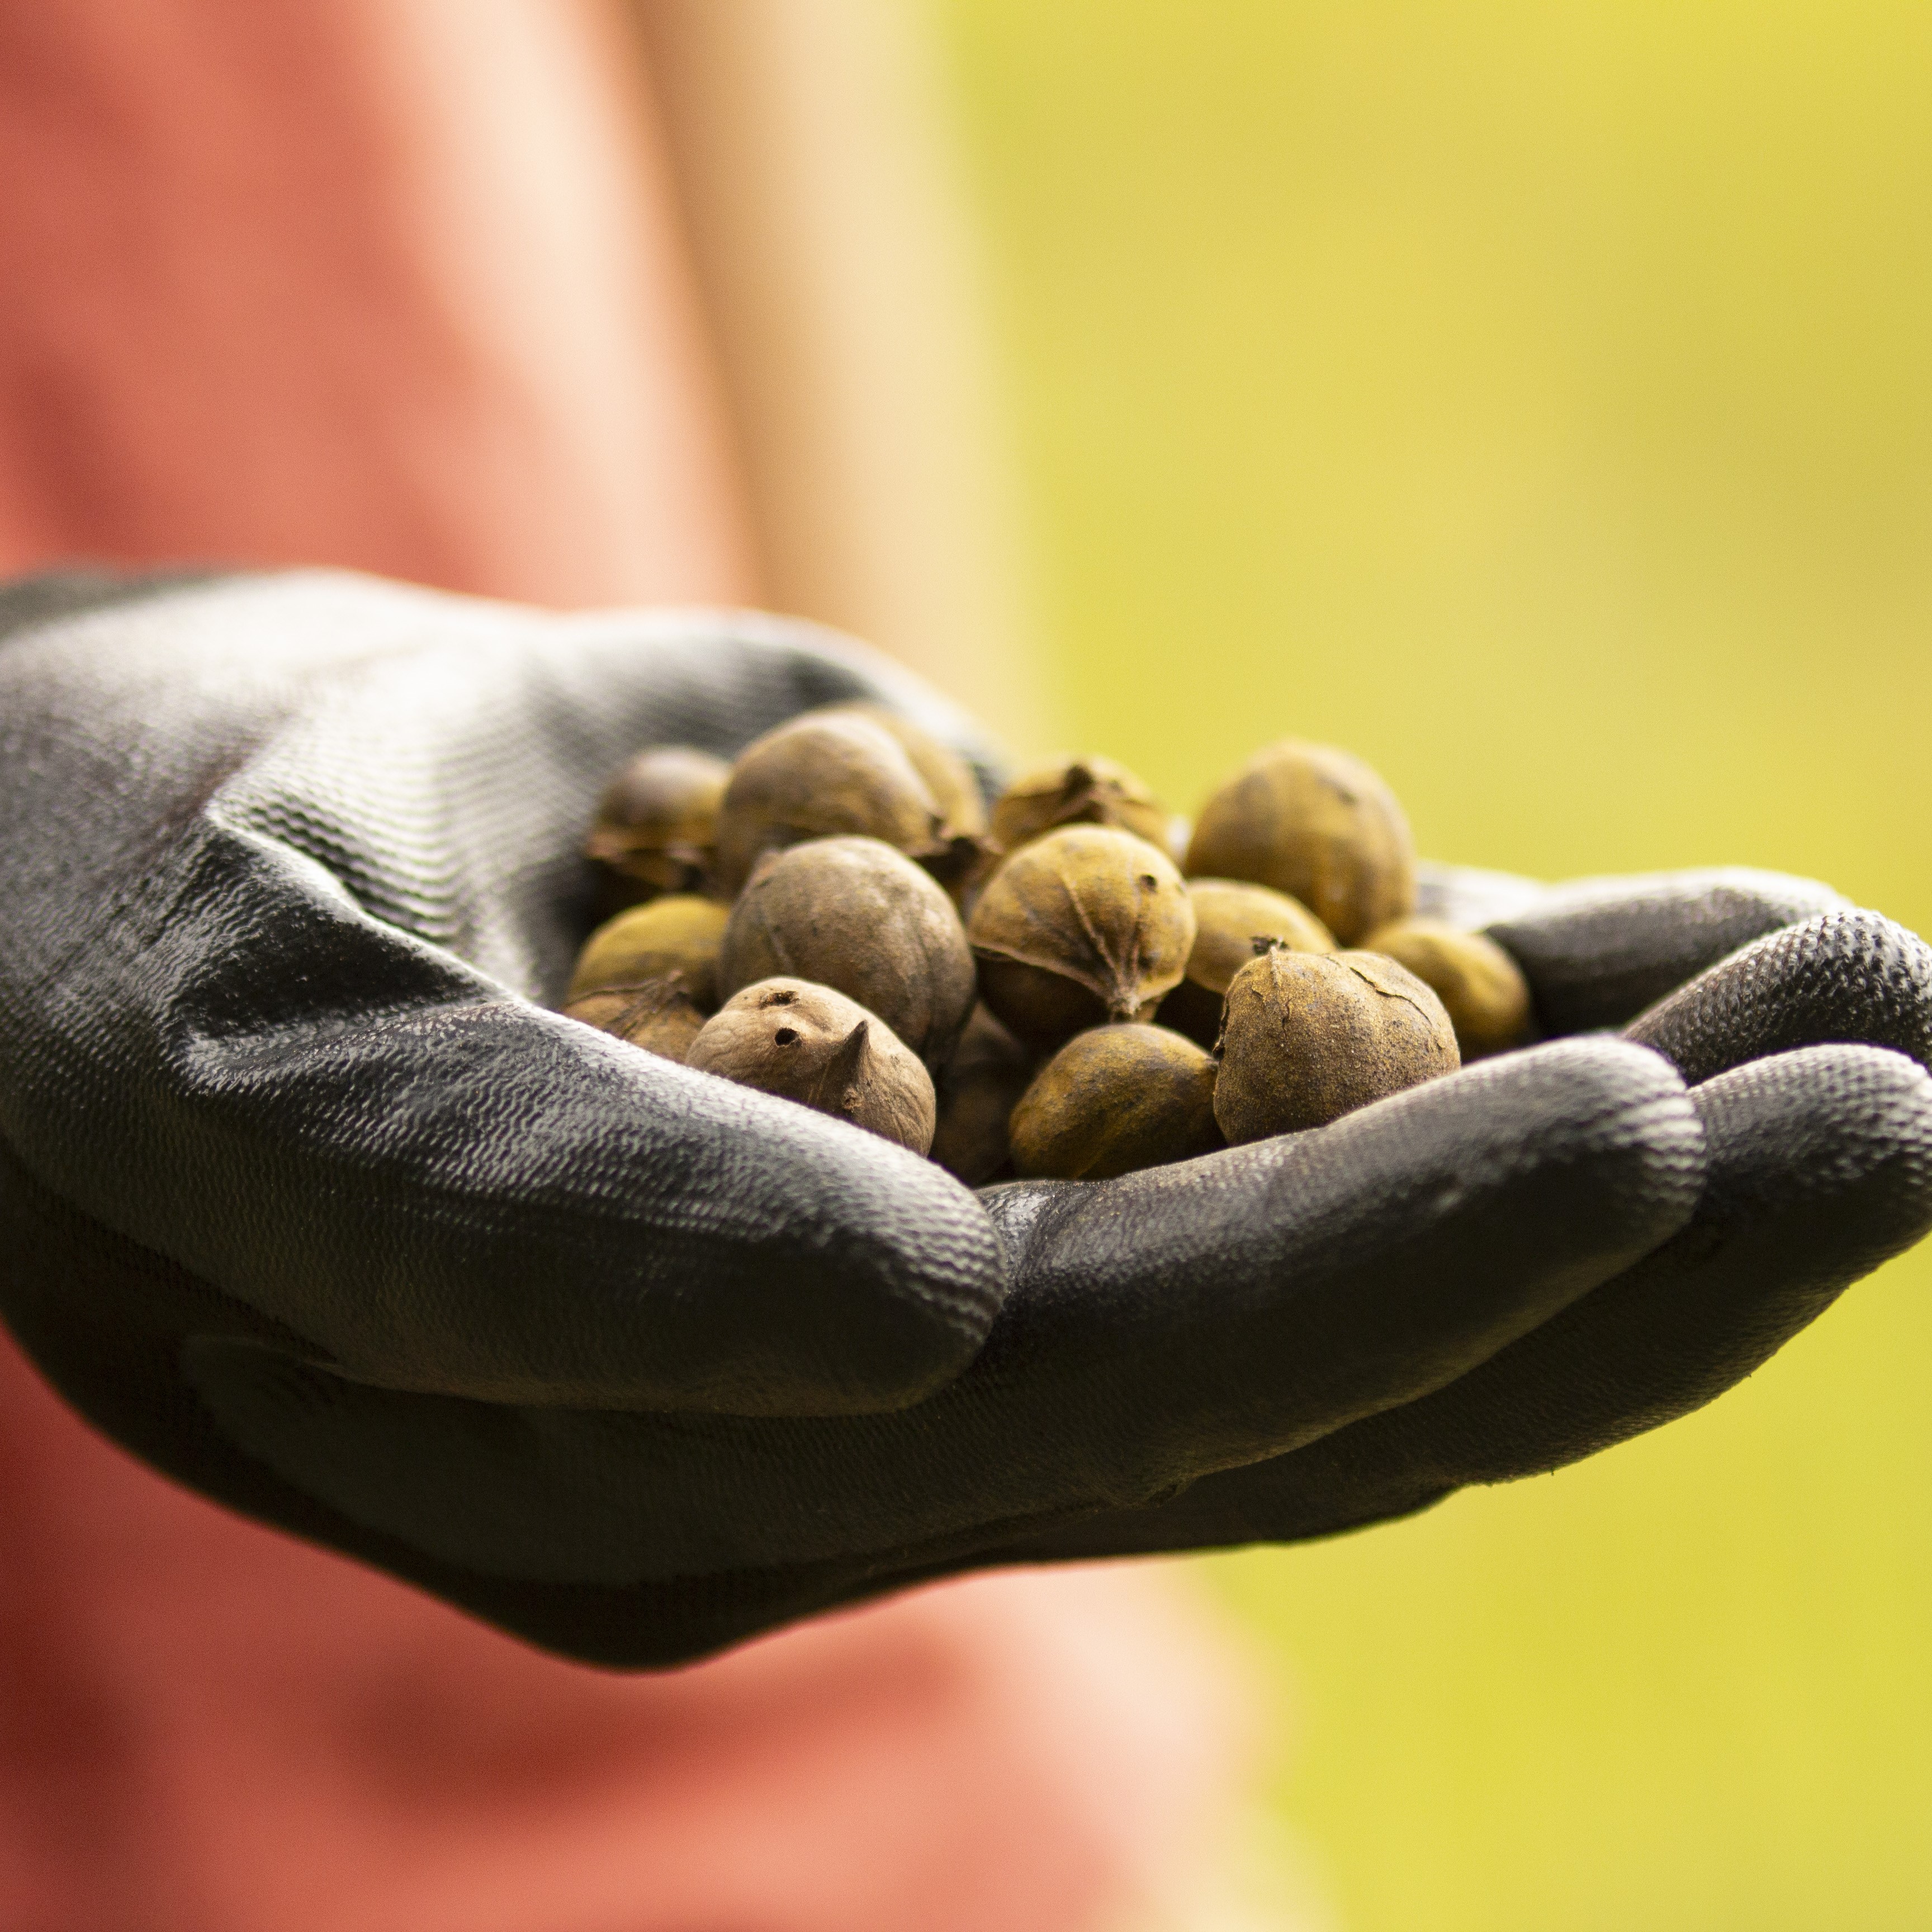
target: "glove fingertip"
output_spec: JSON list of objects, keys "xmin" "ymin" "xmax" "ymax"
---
[
  {"xmin": 1489, "ymin": 866, "xmax": 1849, "ymax": 1035},
  {"xmin": 1626, "ymin": 909, "xmax": 1932, "ymax": 1085},
  {"xmin": 1690, "ymin": 1042, "xmax": 1932, "ymax": 1264}
]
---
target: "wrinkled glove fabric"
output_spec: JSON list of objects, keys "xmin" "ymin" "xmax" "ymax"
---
[{"xmin": 2, "ymin": 570, "xmax": 1929, "ymax": 1666}]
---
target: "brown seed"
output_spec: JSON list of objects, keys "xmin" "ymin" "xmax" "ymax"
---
[
  {"xmin": 584, "ymin": 745, "xmax": 730, "ymax": 915},
  {"xmin": 930, "ymin": 1005, "xmax": 1036, "ymax": 1185},
  {"xmin": 568, "ymin": 894, "xmax": 731, "ymax": 1006},
  {"xmin": 713, "ymin": 711, "xmax": 982, "ymax": 899},
  {"xmin": 1213, "ymin": 948, "xmax": 1459, "ymax": 1142},
  {"xmin": 1159, "ymin": 878, "xmax": 1337, "ymax": 1046},
  {"xmin": 1185, "ymin": 740, "xmax": 1416, "ymax": 945},
  {"xmin": 717, "ymin": 836, "xmax": 977, "ymax": 1071},
  {"xmin": 1009, "ymin": 1025, "xmax": 1222, "ymax": 1181},
  {"xmin": 687, "ymin": 978, "xmax": 935, "ymax": 1153},
  {"xmin": 989, "ymin": 754, "xmax": 1170, "ymax": 856},
  {"xmin": 968, "ymin": 825, "xmax": 1197, "ymax": 1053},
  {"xmin": 561, "ymin": 977, "xmax": 707, "ymax": 1063},
  {"xmin": 820, "ymin": 704, "xmax": 989, "ymax": 839},
  {"xmin": 1363, "ymin": 917, "xmax": 1535, "ymax": 1060}
]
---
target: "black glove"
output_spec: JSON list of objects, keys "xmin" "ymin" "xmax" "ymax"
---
[{"xmin": 3, "ymin": 569, "xmax": 1927, "ymax": 1666}]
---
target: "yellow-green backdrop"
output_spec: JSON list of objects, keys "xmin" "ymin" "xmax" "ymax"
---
[{"xmin": 935, "ymin": 4, "xmax": 1932, "ymax": 1926}]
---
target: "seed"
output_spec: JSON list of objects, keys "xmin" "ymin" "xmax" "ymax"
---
[
  {"xmin": 1159, "ymin": 878, "xmax": 1336, "ymax": 1046},
  {"xmin": 1213, "ymin": 947, "xmax": 1459, "ymax": 1142},
  {"xmin": 968, "ymin": 825, "xmax": 1196, "ymax": 1052},
  {"xmin": 568, "ymin": 894, "xmax": 730, "ymax": 1006},
  {"xmin": 713, "ymin": 710, "xmax": 984, "ymax": 899},
  {"xmin": 1185, "ymin": 740, "xmax": 1415, "ymax": 945},
  {"xmin": 583, "ymin": 745, "xmax": 729, "ymax": 915},
  {"xmin": 686, "ymin": 978, "xmax": 935, "ymax": 1153},
  {"xmin": 717, "ymin": 836, "xmax": 976, "ymax": 1071},
  {"xmin": 930, "ymin": 1005, "xmax": 1036, "ymax": 1185},
  {"xmin": 820, "ymin": 704, "xmax": 988, "ymax": 839},
  {"xmin": 562, "ymin": 978, "xmax": 707, "ymax": 1062},
  {"xmin": 1362, "ymin": 917, "xmax": 1535, "ymax": 1060},
  {"xmin": 1009, "ymin": 1024, "xmax": 1222, "ymax": 1180},
  {"xmin": 989, "ymin": 754, "xmax": 1171, "ymax": 857}
]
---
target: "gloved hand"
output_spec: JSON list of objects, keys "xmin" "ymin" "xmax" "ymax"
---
[{"xmin": 3, "ymin": 570, "xmax": 1928, "ymax": 1667}]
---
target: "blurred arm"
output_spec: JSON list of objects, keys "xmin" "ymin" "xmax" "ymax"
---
[{"xmin": 633, "ymin": 0, "xmax": 1045, "ymax": 741}]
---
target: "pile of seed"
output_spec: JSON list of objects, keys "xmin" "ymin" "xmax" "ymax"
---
[{"xmin": 563, "ymin": 705, "xmax": 1533, "ymax": 1182}]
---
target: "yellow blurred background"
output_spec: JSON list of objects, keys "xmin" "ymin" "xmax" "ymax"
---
[{"xmin": 926, "ymin": 4, "xmax": 1932, "ymax": 1926}]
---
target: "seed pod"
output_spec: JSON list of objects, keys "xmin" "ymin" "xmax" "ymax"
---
[
  {"xmin": 688, "ymin": 978, "xmax": 935, "ymax": 1153},
  {"xmin": 989, "ymin": 754, "xmax": 1169, "ymax": 856},
  {"xmin": 968, "ymin": 825, "xmax": 1196, "ymax": 1053},
  {"xmin": 1214, "ymin": 948, "xmax": 1459, "ymax": 1143},
  {"xmin": 1363, "ymin": 917, "xmax": 1535, "ymax": 1060},
  {"xmin": 584, "ymin": 745, "xmax": 729, "ymax": 915},
  {"xmin": 1010, "ymin": 1024, "xmax": 1222, "ymax": 1181},
  {"xmin": 717, "ymin": 836, "xmax": 976, "ymax": 1071},
  {"xmin": 1185, "ymin": 740, "xmax": 1415, "ymax": 945},
  {"xmin": 713, "ymin": 711, "xmax": 980, "ymax": 899},
  {"xmin": 569, "ymin": 894, "xmax": 731, "ymax": 1006},
  {"xmin": 930, "ymin": 1005, "xmax": 1035, "ymax": 1185},
  {"xmin": 820, "ymin": 704, "xmax": 989, "ymax": 839},
  {"xmin": 1159, "ymin": 878, "xmax": 1337, "ymax": 1046},
  {"xmin": 562, "ymin": 977, "xmax": 707, "ymax": 1062}
]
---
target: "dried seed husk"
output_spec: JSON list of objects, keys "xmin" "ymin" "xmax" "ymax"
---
[
  {"xmin": 1159, "ymin": 877, "xmax": 1337, "ymax": 1046},
  {"xmin": 584, "ymin": 745, "xmax": 730, "ymax": 915},
  {"xmin": 1362, "ymin": 917, "xmax": 1535, "ymax": 1060},
  {"xmin": 717, "ymin": 836, "xmax": 977, "ymax": 1071},
  {"xmin": 1213, "ymin": 948, "xmax": 1459, "ymax": 1143},
  {"xmin": 561, "ymin": 977, "xmax": 707, "ymax": 1062},
  {"xmin": 714, "ymin": 711, "xmax": 979, "ymax": 899},
  {"xmin": 820, "ymin": 704, "xmax": 989, "ymax": 839},
  {"xmin": 1185, "ymin": 740, "xmax": 1416, "ymax": 945},
  {"xmin": 968, "ymin": 825, "xmax": 1196, "ymax": 1053},
  {"xmin": 687, "ymin": 977, "xmax": 935, "ymax": 1153},
  {"xmin": 811, "ymin": 703, "xmax": 998, "ymax": 900},
  {"xmin": 1009, "ymin": 1024, "xmax": 1222, "ymax": 1181},
  {"xmin": 989, "ymin": 754, "xmax": 1169, "ymax": 856},
  {"xmin": 568, "ymin": 894, "xmax": 731, "ymax": 1006},
  {"xmin": 930, "ymin": 1004, "xmax": 1035, "ymax": 1185}
]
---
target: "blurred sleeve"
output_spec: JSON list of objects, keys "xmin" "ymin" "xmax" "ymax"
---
[{"xmin": 0, "ymin": 0, "xmax": 756, "ymax": 607}]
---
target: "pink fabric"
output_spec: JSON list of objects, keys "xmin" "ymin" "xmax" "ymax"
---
[
  {"xmin": 0, "ymin": 0, "xmax": 755, "ymax": 605},
  {"xmin": 0, "ymin": 1330, "xmax": 1238, "ymax": 1932},
  {"xmin": 0, "ymin": 4, "xmax": 1244, "ymax": 1924}
]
